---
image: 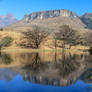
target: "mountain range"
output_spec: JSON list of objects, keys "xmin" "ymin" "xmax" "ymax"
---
[
  {"xmin": 1, "ymin": 9, "xmax": 92, "ymax": 31},
  {"xmin": 0, "ymin": 14, "xmax": 18, "ymax": 28}
]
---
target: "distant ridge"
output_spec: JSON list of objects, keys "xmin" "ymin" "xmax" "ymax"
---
[
  {"xmin": 23, "ymin": 9, "xmax": 78, "ymax": 21},
  {"xmin": 6, "ymin": 9, "xmax": 92, "ymax": 32},
  {"xmin": 0, "ymin": 14, "xmax": 18, "ymax": 28},
  {"xmin": 80, "ymin": 13, "xmax": 92, "ymax": 29}
]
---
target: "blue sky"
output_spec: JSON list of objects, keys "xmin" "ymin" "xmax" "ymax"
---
[{"xmin": 0, "ymin": 0, "xmax": 92, "ymax": 20}]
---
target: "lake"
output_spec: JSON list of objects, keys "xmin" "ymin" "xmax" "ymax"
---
[{"xmin": 0, "ymin": 50, "xmax": 92, "ymax": 92}]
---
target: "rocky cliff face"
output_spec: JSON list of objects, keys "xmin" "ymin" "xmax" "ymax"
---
[
  {"xmin": 0, "ymin": 14, "xmax": 18, "ymax": 28},
  {"xmin": 24, "ymin": 9, "xmax": 78, "ymax": 21},
  {"xmin": 80, "ymin": 13, "xmax": 92, "ymax": 29}
]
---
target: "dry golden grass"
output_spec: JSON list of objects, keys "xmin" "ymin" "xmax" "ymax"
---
[
  {"xmin": 0, "ymin": 30, "xmax": 89, "ymax": 51},
  {"xmin": 0, "ymin": 30, "xmax": 23, "ymax": 48}
]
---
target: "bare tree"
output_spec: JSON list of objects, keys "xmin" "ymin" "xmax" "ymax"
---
[
  {"xmin": 55, "ymin": 25, "xmax": 82, "ymax": 49},
  {"xmin": 83, "ymin": 32, "xmax": 92, "ymax": 47},
  {"xmin": 22, "ymin": 26, "xmax": 48, "ymax": 49},
  {"xmin": 53, "ymin": 34, "xmax": 58, "ymax": 49}
]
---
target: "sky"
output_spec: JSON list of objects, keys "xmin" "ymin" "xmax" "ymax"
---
[{"xmin": 0, "ymin": 0, "xmax": 92, "ymax": 20}]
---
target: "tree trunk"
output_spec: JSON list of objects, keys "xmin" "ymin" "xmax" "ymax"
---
[
  {"xmin": 36, "ymin": 42, "xmax": 39, "ymax": 49},
  {"xmin": 0, "ymin": 46, "xmax": 1, "ymax": 51},
  {"xmin": 62, "ymin": 41, "xmax": 65, "ymax": 48},
  {"xmin": 69, "ymin": 45, "xmax": 72, "ymax": 49},
  {"xmin": 54, "ymin": 39, "xmax": 57, "ymax": 49}
]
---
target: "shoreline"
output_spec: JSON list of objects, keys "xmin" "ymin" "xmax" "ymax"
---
[{"xmin": 1, "ymin": 47, "xmax": 89, "ymax": 53}]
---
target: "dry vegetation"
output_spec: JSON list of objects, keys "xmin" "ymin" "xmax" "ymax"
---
[
  {"xmin": 0, "ymin": 25, "xmax": 91, "ymax": 51},
  {"xmin": 0, "ymin": 31, "xmax": 23, "ymax": 48}
]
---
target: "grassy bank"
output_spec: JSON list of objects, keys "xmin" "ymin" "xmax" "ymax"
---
[{"xmin": 1, "ymin": 47, "xmax": 89, "ymax": 53}]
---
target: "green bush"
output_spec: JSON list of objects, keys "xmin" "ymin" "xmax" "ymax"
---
[
  {"xmin": 0, "ymin": 36, "xmax": 13, "ymax": 47},
  {"xmin": 0, "ymin": 28, "xmax": 3, "ymax": 31}
]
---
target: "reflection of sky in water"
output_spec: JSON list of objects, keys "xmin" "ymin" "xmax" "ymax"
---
[{"xmin": 0, "ymin": 74, "xmax": 91, "ymax": 92}]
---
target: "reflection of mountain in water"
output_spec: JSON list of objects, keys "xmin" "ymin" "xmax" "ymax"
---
[
  {"xmin": 0, "ymin": 68, "xmax": 17, "ymax": 81},
  {"xmin": 0, "ymin": 51, "xmax": 92, "ymax": 86},
  {"xmin": 79, "ymin": 69, "xmax": 92, "ymax": 83}
]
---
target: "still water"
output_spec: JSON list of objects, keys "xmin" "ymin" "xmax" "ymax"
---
[{"xmin": 0, "ymin": 51, "xmax": 92, "ymax": 92}]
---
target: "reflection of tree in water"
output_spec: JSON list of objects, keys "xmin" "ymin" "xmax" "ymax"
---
[
  {"xmin": 0, "ymin": 53, "xmax": 12, "ymax": 64},
  {"xmin": 23, "ymin": 52, "xmax": 81, "ymax": 77},
  {"xmin": 54, "ymin": 52, "xmax": 80, "ymax": 77},
  {"xmin": 19, "ymin": 53, "xmax": 36, "ymax": 64},
  {"xmin": 21, "ymin": 52, "xmax": 82, "ymax": 86},
  {"xmin": 85, "ymin": 54, "xmax": 92, "ymax": 64},
  {"xmin": 23, "ymin": 53, "xmax": 48, "ymax": 73}
]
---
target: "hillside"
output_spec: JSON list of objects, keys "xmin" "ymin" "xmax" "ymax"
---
[
  {"xmin": 6, "ymin": 9, "xmax": 87, "ymax": 32},
  {"xmin": 80, "ymin": 13, "xmax": 92, "ymax": 29}
]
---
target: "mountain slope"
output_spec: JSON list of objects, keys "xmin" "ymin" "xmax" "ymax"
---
[
  {"xmin": 80, "ymin": 13, "xmax": 92, "ymax": 29},
  {"xmin": 0, "ymin": 14, "xmax": 18, "ymax": 28},
  {"xmin": 7, "ymin": 9, "xmax": 87, "ymax": 32}
]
